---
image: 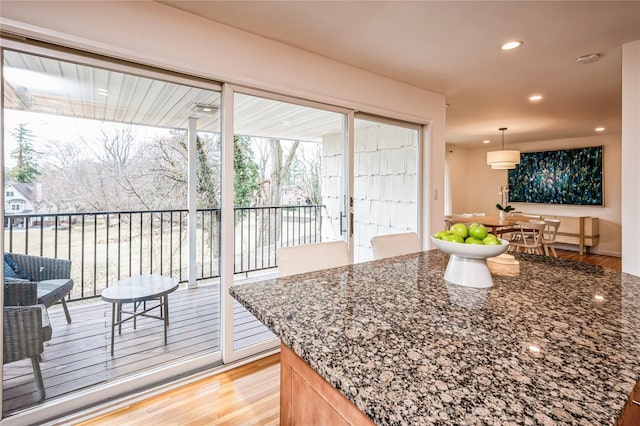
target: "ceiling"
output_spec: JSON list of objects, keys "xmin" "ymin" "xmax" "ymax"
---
[
  {"xmin": 3, "ymin": 50, "xmax": 347, "ymax": 143},
  {"xmin": 158, "ymin": 1, "xmax": 640, "ymax": 147}
]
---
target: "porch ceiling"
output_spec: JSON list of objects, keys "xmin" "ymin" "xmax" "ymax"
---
[{"xmin": 2, "ymin": 49, "xmax": 343, "ymax": 143}]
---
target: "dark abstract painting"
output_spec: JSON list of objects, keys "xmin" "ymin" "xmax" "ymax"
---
[{"xmin": 508, "ymin": 146, "xmax": 603, "ymax": 205}]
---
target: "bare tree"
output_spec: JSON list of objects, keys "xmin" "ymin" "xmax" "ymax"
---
[
  {"xmin": 146, "ymin": 130, "xmax": 221, "ymax": 209},
  {"xmin": 294, "ymin": 144, "xmax": 322, "ymax": 205}
]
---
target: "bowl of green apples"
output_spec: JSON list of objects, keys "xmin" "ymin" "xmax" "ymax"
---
[{"xmin": 431, "ymin": 222, "xmax": 509, "ymax": 288}]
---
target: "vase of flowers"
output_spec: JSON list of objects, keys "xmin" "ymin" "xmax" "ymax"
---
[
  {"xmin": 497, "ymin": 185, "xmax": 514, "ymax": 218},
  {"xmin": 496, "ymin": 203, "xmax": 515, "ymax": 218}
]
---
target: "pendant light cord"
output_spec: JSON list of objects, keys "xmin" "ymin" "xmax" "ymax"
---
[{"xmin": 499, "ymin": 127, "xmax": 507, "ymax": 150}]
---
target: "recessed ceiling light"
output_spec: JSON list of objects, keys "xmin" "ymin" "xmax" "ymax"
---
[
  {"xmin": 194, "ymin": 104, "xmax": 219, "ymax": 114},
  {"xmin": 529, "ymin": 95, "xmax": 543, "ymax": 101},
  {"xmin": 97, "ymin": 88, "xmax": 109, "ymax": 96},
  {"xmin": 595, "ymin": 127, "xmax": 605, "ymax": 132},
  {"xmin": 282, "ymin": 120, "xmax": 290, "ymax": 125},
  {"xmin": 501, "ymin": 41, "xmax": 523, "ymax": 51},
  {"xmin": 483, "ymin": 140, "xmax": 490, "ymax": 144}
]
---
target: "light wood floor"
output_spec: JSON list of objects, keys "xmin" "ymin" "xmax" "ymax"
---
[
  {"xmin": 77, "ymin": 354, "xmax": 281, "ymax": 426},
  {"xmin": 555, "ymin": 248, "xmax": 621, "ymax": 270},
  {"xmin": 74, "ymin": 250, "xmax": 620, "ymax": 425}
]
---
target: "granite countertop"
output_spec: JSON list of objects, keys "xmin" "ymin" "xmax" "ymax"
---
[{"xmin": 230, "ymin": 250, "xmax": 640, "ymax": 425}]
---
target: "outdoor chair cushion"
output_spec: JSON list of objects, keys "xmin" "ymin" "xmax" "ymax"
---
[{"xmin": 4, "ymin": 253, "xmax": 31, "ymax": 280}]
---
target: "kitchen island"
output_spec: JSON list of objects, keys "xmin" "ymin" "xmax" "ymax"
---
[{"xmin": 230, "ymin": 250, "xmax": 640, "ymax": 425}]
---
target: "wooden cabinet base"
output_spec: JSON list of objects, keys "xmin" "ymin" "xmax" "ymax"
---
[
  {"xmin": 616, "ymin": 378, "xmax": 640, "ymax": 425},
  {"xmin": 280, "ymin": 342, "xmax": 375, "ymax": 426}
]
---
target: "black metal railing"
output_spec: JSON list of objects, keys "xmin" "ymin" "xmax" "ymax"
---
[
  {"xmin": 234, "ymin": 205, "xmax": 323, "ymax": 273},
  {"xmin": 3, "ymin": 205, "xmax": 323, "ymax": 301}
]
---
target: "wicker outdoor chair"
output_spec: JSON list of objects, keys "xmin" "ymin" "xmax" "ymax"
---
[
  {"xmin": 7, "ymin": 254, "xmax": 74, "ymax": 323},
  {"xmin": 3, "ymin": 280, "xmax": 52, "ymax": 399}
]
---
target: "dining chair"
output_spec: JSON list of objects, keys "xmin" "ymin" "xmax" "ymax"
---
[
  {"xmin": 370, "ymin": 232, "xmax": 421, "ymax": 260},
  {"xmin": 507, "ymin": 221, "xmax": 546, "ymax": 255},
  {"xmin": 277, "ymin": 240, "xmax": 350, "ymax": 277},
  {"xmin": 541, "ymin": 219, "xmax": 561, "ymax": 257}
]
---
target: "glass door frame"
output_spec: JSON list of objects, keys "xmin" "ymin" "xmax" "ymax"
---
[
  {"xmin": 353, "ymin": 112, "xmax": 424, "ymax": 253},
  {"xmin": 221, "ymin": 84, "xmax": 353, "ymax": 363}
]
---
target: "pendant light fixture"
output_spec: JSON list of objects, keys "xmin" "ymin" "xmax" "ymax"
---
[{"xmin": 486, "ymin": 127, "xmax": 521, "ymax": 169}]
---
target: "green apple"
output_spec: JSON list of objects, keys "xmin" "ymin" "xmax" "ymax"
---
[
  {"xmin": 435, "ymin": 230, "xmax": 450, "ymax": 240},
  {"xmin": 468, "ymin": 224, "xmax": 488, "ymax": 240},
  {"xmin": 450, "ymin": 223, "xmax": 469, "ymax": 239},
  {"xmin": 483, "ymin": 236, "xmax": 502, "ymax": 245},
  {"xmin": 465, "ymin": 237, "xmax": 484, "ymax": 244},
  {"xmin": 445, "ymin": 234, "xmax": 465, "ymax": 243}
]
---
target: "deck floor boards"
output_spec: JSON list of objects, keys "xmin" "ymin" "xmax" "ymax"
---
[{"xmin": 2, "ymin": 282, "xmax": 275, "ymax": 416}]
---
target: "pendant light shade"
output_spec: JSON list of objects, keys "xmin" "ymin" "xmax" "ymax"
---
[{"xmin": 487, "ymin": 128, "xmax": 520, "ymax": 169}]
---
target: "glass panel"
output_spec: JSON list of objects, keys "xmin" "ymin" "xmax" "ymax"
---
[
  {"xmin": 353, "ymin": 117, "xmax": 419, "ymax": 263},
  {"xmin": 232, "ymin": 92, "xmax": 347, "ymax": 350},
  {"xmin": 2, "ymin": 48, "xmax": 221, "ymax": 416}
]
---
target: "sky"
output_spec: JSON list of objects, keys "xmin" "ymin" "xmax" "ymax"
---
[
  {"xmin": 3, "ymin": 109, "xmax": 318, "ymax": 170},
  {"xmin": 3, "ymin": 109, "xmax": 175, "ymax": 168}
]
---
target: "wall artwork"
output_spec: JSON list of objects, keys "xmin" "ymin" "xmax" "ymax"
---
[{"xmin": 508, "ymin": 146, "xmax": 603, "ymax": 206}]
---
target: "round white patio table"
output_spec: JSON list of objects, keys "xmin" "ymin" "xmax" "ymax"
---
[{"xmin": 101, "ymin": 274, "xmax": 179, "ymax": 355}]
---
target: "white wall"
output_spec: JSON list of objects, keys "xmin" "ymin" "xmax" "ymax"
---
[
  {"xmin": 447, "ymin": 134, "xmax": 622, "ymax": 256},
  {"xmin": 444, "ymin": 147, "xmax": 470, "ymax": 216},
  {"xmin": 621, "ymin": 40, "xmax": 640, "ymax": 275}
]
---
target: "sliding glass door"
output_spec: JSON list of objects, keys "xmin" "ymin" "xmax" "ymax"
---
[
  {"xmin": 353, "ymin": 115, "xmax": 421, "ymax": 262},
  {"xmin": 222, "ymin": 88, "xmax": 349, "ymax": 361},
  {"xmin": 1, "ymin": 42, "xmax": 222, "ymax": 419}
]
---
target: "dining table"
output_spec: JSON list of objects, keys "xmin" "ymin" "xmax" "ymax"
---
[
  {"xmin": 450, "ymin": 214, "xmax": 536, "ymax": 234},
  {"xmin": 230, "ymin": 249, "xmax": 640, "ymax": 425}
]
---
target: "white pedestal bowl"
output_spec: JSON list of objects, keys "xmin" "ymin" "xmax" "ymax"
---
[{"xmin": 431, "ymin": 236, "xmax": 510, "ymax": 288}]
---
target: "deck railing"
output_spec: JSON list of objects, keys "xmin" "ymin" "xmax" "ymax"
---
[{"xmin": 3, "ymin": 205, "xmax": 323, "ymax": 301}]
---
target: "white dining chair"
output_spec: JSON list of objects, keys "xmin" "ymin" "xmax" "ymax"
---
[
  {"xmin": 277, "ymin": 240, "xmax": 350, "ymax": 277},
  {"xmin": 370, "ymin": 232, "xmax": 421, "ymax": 260},
  {"xmin": 541, "ymin": 219, "xmax": 561, "ymax": 257},
  {"xmin": 507, "ymin": 221, "xmax": 546, "ymax": 255}
]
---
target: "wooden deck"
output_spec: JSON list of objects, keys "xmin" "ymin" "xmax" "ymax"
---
[{"xmin": 2, "ymin": 283, "xmax": 274, "ymax": 417}]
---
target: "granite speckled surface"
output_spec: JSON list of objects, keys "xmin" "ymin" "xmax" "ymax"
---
[{"xmin": 230, "ymin": 250, "xmax": 640, "ymax": 425}]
